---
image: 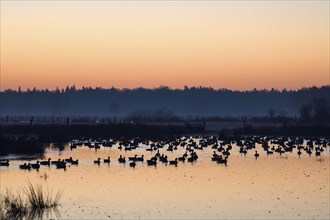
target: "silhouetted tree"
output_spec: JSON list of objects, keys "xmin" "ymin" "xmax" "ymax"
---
[
  {"xmin": 312, "ymin": 97, "xmax": 330, "ymax": 121},
  {"xmin": 109, "ymin": 102, "xmax": 120, "ymax": 122},
  {"xmin": 267, "ymin": 108, "xmax": 276, "ymax": 119},
  {"xmin": 299, "ymin": 103, "xmax": 313, "ymax": 121},
  {"xmin": 1, "ymin": 85, "xmax": 329, "ymax": 118}
]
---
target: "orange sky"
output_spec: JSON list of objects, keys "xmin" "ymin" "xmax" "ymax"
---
[{"xmin": 1, "ymin": 1, "xmax": 329, "ymax": 91}]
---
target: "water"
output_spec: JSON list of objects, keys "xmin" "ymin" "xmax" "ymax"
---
[{"xmin": 1, "ymin": 137, "xmax": 329, "ymax": 219}]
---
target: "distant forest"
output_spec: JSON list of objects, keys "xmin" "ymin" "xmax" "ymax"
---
[{"xmin": 1, "ymin": 86, "xmax": 329, "ymax": 119}]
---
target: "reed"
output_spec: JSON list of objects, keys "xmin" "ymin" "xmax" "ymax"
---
[
  {"xmin": 0, "ymin": 182, "xmax": 62, "ymax": 219},
  {"xmin": 23, "ymin": 182, "xmax": 62, "ymax": 209},
  {"xmin": 1, "ymin": 189, "xmax": 27, "ymax": 219}
]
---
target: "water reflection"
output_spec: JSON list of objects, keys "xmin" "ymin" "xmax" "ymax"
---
[{"xmin": 1, "ymin": 136, "xmax": 329, "ymax": 219}]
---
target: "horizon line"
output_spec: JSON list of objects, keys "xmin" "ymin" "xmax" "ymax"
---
[{"xmin": 1, "ymin": 84, "xmax": 329, "ymax": 93}]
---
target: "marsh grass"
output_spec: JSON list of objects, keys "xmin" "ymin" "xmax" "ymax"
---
[
  {"xmin": 0, "ymin": 182, "xmax": 62, "ymax": 219},
  {"xmin": 24, "ymin": 182, "xmax": 62, "ymax": 209}
]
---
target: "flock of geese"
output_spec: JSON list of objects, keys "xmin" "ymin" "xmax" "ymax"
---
[{"xmin": 0, "ymin": 136, "xmax": 329, "ymax": 171}]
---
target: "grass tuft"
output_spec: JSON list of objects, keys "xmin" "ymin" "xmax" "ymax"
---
[{"xmin": 0, "ymin": 182, "xmax": 62, "ymax": 219}]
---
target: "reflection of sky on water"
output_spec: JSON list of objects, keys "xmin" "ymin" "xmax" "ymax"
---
[{"xmin": 1, "ymin": 138, "xmax": 329, "ymax": 219}]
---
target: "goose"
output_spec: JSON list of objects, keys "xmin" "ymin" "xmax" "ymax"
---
[
  {"xmin": 65, "ymin": 157, "xmax": 73, "ymax": 163},
  {"xmin": 266, "ymin": 150, "xmax": 273, "ymax": 155},
  {"xmin": 94, "ymin": 158, "xmax": 101, "ymax": 165},
  {"xmin": 135, "ymin": 155, "xmax": 144, "ymax": 162},
  {"xmin": 70, "ymin": 144, "xmax": 77, "ymax": 150},
  {"xmin": 217, "ymin": 156, "xmax": 227, "ymax": 166},
  {"xmin": 104, "ymin": 156, "xmax": 111, "ymax": 163},
  {"xmin": 169, "ymin": 158, "xmax": 178, "ymax": 165},
  {"xmin": 0, "ymin": 160, "xmax": 9, "ymax": 166},
  {"xmin": 128, "ymin": 155, "xmax": 137, "ymax": 161},
  {"xmin": 19, "ymin": 163, "xmax": 31, "ymax": 170},
  {"xmin": 187, "ymin": 157, "xmax": 195, "ymax": 163},
  {"xmin": 254, "ymin": 151, "xmax": 260, "ymax": 158},
  {"xmin": 56, "ymin": 161, "xmax": 66, "ymax": 169},
  {"xmin": 178, "ymin": 156, "xmax": 185, "ymax": 162},
  {"xmin": 306, "ymin": 149, "xmax": 312, "ymax": 156},
  {"xmin": 166, "ymin": 146, "xmax": 173, "ymax": 152},
  {"xmin": 30, "ymin": 161, "xmax": 40, "ymax": 169},
  {"xmin": 223, "ymin": 150, "xmax": 230, "ymax": 156},
  {"xmin": 161, "ymin": 156, "xmax": 168, "ymax": 163},
  {"xmin": 159, "ymin": 154, "xmax": 165, "ymax": 162},
  {"xmin": 129, "ymin": 161, "xmax": 136, "ymax": 167},
  {"xmin": 211, "ymin": 156, "xmax": 218, "ymax": 161},
  {"xmin": 94, "ymin": 144, "xmax": 101, "ymax": 149},
  {"xmin": 51, "ymin": 159, "xmax": 62, "ymax": 165},
  {"xmin": 147, "ymin": 158, "xmax": 157, "ymax": 166},
  {"xmin": 40, "ymin": 158, "xmax": 51, "ymax": 166},
  {"xmin": 243, "ymin": 149, "xmax": 248, "ymax": 156},
  {"xmin": 118, "ymin": 156, "xmax": 126, "ymax": 163},
  {"xmin": 71, "ymin": 159, "xmax": 79, "ymax": 165}
]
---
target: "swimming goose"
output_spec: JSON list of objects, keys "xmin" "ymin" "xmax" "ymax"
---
[
  {"xmin": 56, "ymin": 160, "xmax": 66, "ymax": 169},
  {"xmin": 129, "ymin": 161, "xmax": 136, "ymax": 167},
  {"xmin": 254, "ymin": 151, "xmax": 260, "ymax": 158},
  {"xmin": 169, "ymin": 158, "xmax": 178, "ymax": 165},
  {"xmin": 147, "ymin": 158, "xmax": 157, "ymax": 166},
  {"xmin": 94, "ymin": 158, "xmax": 101, "ymax": 165},
  {"xmin": 118, "ymin": 156, "xmax": 126, "ymax": 163},
  {"xmin": 71, "ymin": 159, "xmax": 79, "ymax": 165},
  {"xmin": 178, "ymin": 156, "xmax": 185, "ymax": 162},
  {"xmin": 19, "ymin": 163, "xmax": 31, "ymax": 170},
  {"xmin": 104, "ymin": 156, "xmax": 111, "ymax": 163},
  {"xmin": 135, "ymin": 155, "xmax": 144, "ymax": 162},
  {"xmin": 40, "ymin": 158, "xmax": 51, "ymax": 166},
  {"xmin": 0, "ymin": 160, "xmax": 9, "ymax": 166},
  {"xmin": 128, "ymin": 155, "xmax": 137, "ymax": 161},
  {"xmin": 30, "ymin": 161, "xmax": 40, "ymax": 169}
]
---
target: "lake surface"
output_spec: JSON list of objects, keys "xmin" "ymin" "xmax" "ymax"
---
[{"xmin": 1, "ymin": 137, "xmax": 329, "ymax": 219}]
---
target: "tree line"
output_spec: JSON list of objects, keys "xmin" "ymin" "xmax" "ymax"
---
[{"xmin": 1, "ymin": 85, "xmax": 329, "ymax": 121}]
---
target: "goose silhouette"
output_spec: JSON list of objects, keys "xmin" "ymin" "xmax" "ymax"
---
[
  {"xmin": 56, "ymin": 160, "xmax": 66, "ymax": 169},
  {"xmin": 0, "ymin": 160, "xmax": 9, "ymax": 166},
  {"xmin": 40, "ymin": 158, "xmax": 51, "ymax": 166},
  {"xmin": 104, "ymin": 157, "xmax": 111, "ymax": 163},
  {"xmin": 94, "ymin": 158, "xmax": 101, "ymax": 164},
  {"xmin": 118, "ymin": 156, "xmax": 126, "ymax": 163},
  {"xmin": 169, "ymin": 158, "xmax": 178, "ymax": 165},
  {"xmin": 129, "ymin": 161, "xmax": 136, "ymax": 167},
  {"xmin": 19, "ymin": 163, "xmax": 31, "ymax": 170},
  {"xmin": 31, "ymin": 161, "xmax": 40, "ymax": 170},
  {"xmin": 254, "ymin": 151, "xmax": 260, "ymax": 158},
  {"xmin": 71, "ymin": 159, "xmax": 79, "ymax": 165}
]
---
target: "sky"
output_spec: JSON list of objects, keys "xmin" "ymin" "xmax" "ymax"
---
[{"xmin": 1, "ymin": 1, "xmax": 329, "ymax": 91}]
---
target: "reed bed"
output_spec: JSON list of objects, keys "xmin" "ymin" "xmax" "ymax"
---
[{"xmin": 0, "ymin": 182, "xmax": 62, "ymax": 219}]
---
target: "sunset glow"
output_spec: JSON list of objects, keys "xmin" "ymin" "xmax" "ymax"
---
[{"xmin": 1, "ymin": 1, "xmax": 329, "ymax": 91}]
